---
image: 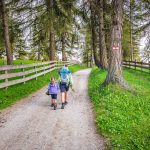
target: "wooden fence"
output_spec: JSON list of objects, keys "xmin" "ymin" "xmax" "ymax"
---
[
  {"xmin": 0, "ymin": 61, "xmax": 72, "ymax": 89},
  {"xmin": 123, "ymin": 60, "xmax": 150, "ymax": 74}
]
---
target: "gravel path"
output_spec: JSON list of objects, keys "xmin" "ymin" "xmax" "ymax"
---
[{"xmin": 0, "ymin": 69, "xmax": 105, "ymax": 150}]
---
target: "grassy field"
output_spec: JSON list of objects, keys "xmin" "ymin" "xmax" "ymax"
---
[
  {"xmin": 0, "ymin": 64, "xmax": 85, "ymax": 110},
  {"xmin": 69, "ymin": 64, "xmax": 87, "ymax": 72},
  {"xmin": 124, "ymin": 66, "xmax": 150, "ymax": 74},
  {"xmin": 88, "ymin": 68, "xmax": 150, "ymax": 150},
  {"xmin": 0, "ymin": 59, "xmax": 41, "ymax": 65}
]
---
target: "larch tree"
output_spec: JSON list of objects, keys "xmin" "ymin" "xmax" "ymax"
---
[
  {"xmin": 104, "ymin": 0, "xmax": 128, "ymax": 87},
  {"xmin": 0, "ymin": 0, "xmax": 13, "ymax": 65},
  {"xmin": 57, "ymin": 0, "xmax": 75, "ymax": 61},
  {"xmin": 90, "ymin": 0, "xmax": 100, "ymax": 67},
  {"xmin": 98, "ymin": 0, "xmax": 108, "ymax": 69},
  {"xmin": 129, "ymin": 0, "xmax": 134, "ymax": 61},
  {"xmin": 61, "ymin": 32, "xmax": 67, "ymax": 61},
  {"xmin": 48, "ymin": 0, "xmax": 55, "ymax": 61}
]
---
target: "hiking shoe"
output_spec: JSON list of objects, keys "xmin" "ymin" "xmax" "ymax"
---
[
  {"xmin": 54, "ymin": 104, "xmax": 57, "ymax": 110},
  {"xmin": 51, "ymin": 103, "xmax": 54, "ymax": 107},
  {"xmin": 64, "ymin": 101, "xmax": 68, "ymax": 105},
  {"xmin": 61, "ymin": 103, "xmax": 65, "ymax": 109}
]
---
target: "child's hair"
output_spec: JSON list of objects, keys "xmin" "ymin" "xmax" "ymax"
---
[
  {"xmin": 51, "ymin": 77, "xmax": 56, "ymax": 81},
  {"xmin": 65, "ymin": 64, "xmax": 68, "ymax": 67}
]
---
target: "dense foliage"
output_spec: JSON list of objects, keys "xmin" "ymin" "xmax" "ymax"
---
[{"xmin": 0, "ymin": 0, "xmax": 149, "ymax": 64}]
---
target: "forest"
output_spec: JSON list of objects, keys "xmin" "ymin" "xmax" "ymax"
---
[
  {"xmin": 0, "ymin": 0, "xmax": 149, "ymax": 64},
  {"xmin": 0, "ymin": 0, "xmax": 150, "ymax": 149},
  {"xmin": 0, "ymin": 0, "xmax": 150, "ymax": 88}
]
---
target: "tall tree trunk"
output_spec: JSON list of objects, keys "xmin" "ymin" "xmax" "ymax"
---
[
  {"xmin": 90, "ymin": 48, "xmax": 93, "ymax": 67},
  {"xmin": 37, "ymin": 43, "xmax": 40, "ymax": 61},
  {"xmin": 49, "ymin": 30, "xmax": 55, "ymax": 60},
  {"xmin": 90, "ymin": 1, "xmax": 100, "ymax": 67},
  {"xmin": 86, "ymin": 48, "xmax": 89, "ymax": 67},
  {"xmin": 49, "ymin": 0, "xmax": 55, "ymax": 61},
  {"xmin": 99, "ymin": 0, "xmax": 108, "ymax": 69},
  {"xmin": 0, "ymin": 0, "xmax": 13, "ymax": 65},
  {"xmin": 38, "ymin": 52, "xmax": 40, "ymax": 61},
  {"xmin": 104, "ymin": 0, "xmax": 128, "ymax": 87},
  {"xmin": 103, "ymin": 0, "xmax": 111, "ymax": 65},
  {"xmin": 130, "ymin": 0, "xmax": 134, "ymax": 61},
  {"xmin": 61, "ymin": 32, "xmax": 67, "ymax": 61}
]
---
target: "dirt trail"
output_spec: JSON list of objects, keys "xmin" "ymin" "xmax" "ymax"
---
[{"xmin": 0, "ymin": 69, "xmax": 105, "ymax": 150}]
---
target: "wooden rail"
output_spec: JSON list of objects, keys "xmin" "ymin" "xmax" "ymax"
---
[
  {"xmin": 123, "ymin": 61, "xmax": 150, "ymax": 74},
  {"xmin": 0, "ymin": 61, "xmax": 72, "ymax": 89}
]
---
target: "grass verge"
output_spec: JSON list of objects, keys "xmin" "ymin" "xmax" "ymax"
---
[
  {"xmin": 0, "ymin": 64, "xmax": 85, "ymax": 110},
  {"xmin": 0, "ymin": 59, "xmax": 41, "ymax": 65},
  {"xmin": 69, "ymin": 64, "xmax": 87, "ymax": 72},
  {"xmin": 88, "ymin": 68, "xmax": 150, "ymax": 150}
]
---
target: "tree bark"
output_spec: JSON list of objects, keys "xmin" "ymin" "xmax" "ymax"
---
[
  {"xmin": 99, "ymin": 0, "xmax": 108, "ymax": 69},
  {"xmin": 61, "ymin": 32, "xmax": 67, "ymax": 61},
  {"xmin": 90, "ymin": 1, "xmax": 100, "ymax": 67},
  {"xmin": 130, "ymin": 0, "xmax": 134, "ymax": 61},
  {"xmin": 49, "ymin": 30, "xmax": 55, "ymax": 61},
  {"xmin": 90, "ymin": 48, "xmax": 93, "ymax": 67},
  {"xmin": 0, "ymin": 0, "xmax": 13, "ymax": 65},
  {"xmin": 103, "ymin": 0, "xmax": 111, "ymax": 65},
  {"xmin": 86, "ymin": 48, "xmax": 89, "ymax": 67},
  {"xmin": 48, "ymin": 0, "xmax": 55, "ymax": 61},
  {"xmin": 38, "ymin": 43, "xmax": 41, "ymax": 61},
  {"xmin": 104, "ymin": 0, "xmax": 128, "ymax": 87}
]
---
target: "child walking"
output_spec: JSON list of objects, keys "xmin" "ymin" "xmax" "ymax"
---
[{"xmin": 48, "ymin": 77, "xmax": 59, "ymax": 110}]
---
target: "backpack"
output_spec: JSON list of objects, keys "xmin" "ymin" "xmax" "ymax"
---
[{"xmin": 59, "ymin": 67, "xmax": 70, "ymax": 83}]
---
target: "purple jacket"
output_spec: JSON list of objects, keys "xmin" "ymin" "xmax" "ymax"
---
[{"xmin": 48, "ymin": 83, "xmax": 60, "ymax": 94}]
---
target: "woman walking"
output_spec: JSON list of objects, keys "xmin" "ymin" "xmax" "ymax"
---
[{"xmin": 59, "ymin": 64, "xmax": 73, "ymax": 109}]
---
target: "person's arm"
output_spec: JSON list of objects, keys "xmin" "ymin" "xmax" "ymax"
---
[
  {"xmin": 56, "ymin": 83, "xmax": 59, "ymax": 89},
  {"xmin": 46, "ymin": 84, "xmax": 51, "ymax": 95},
  {"xmin": 69, "ymin": 74, "xmax": 73, "ymax": 86},
  {"xmin": 48, "ymin": 84, "xmax": 50, "ymax": 90},
  {"xmin": 69, "ymin": 74, "xmax": 75, "ymax": 91}
]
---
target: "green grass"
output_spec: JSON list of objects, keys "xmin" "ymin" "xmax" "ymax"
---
[
  {"xmin": 124, "ymin": 66, "xmax": 150, "ymax": 74},
  {"xmin": 69, "ymin": 64, "xmax": 87, "ymax": 72},
  {"xmin": 0, "ymin": 59, "xmax": 41, "ymax": 65},
  {"xmin": 88, "ymin": 68, "xmax": 150, "ymax": 150},
  {"xmin": 0, "ymin": 64, "xmax": 85, "ymax": 110},
  {"xmin": 0, "ymin": 59, "xmax": 50, "ymax": 83}
]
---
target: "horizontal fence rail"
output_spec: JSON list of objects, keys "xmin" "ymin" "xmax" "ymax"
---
[
  {"xmin": 123, "ymin": 60, "xmax": 150, "ymax": 74},
  {"xmin": 0, "ymin": 61, "xmax": 73, "ymax": 89}
]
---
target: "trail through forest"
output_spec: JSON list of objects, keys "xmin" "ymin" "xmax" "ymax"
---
[{"xmin": 0, "ymin": 69, "xmax": 105, "ymax": 150}]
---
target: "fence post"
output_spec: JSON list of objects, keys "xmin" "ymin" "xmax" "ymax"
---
[
  {"xmin": 56, "ymin": 61, "xmax": 58, "ymax": 69},
  {"xmin": 5, "ymin": 70, "xmax": 8, "ymax": 89},
  {"xmin": 34, "ymin": 65, "xmax": 37, "ymax": 80},
  {"xmin": 21, "ymin": 62, "xmax": 26, "ymax": 84},
  {"xmin": 54, "ymin": 61, "xmax": 57, "ymax": 69},
  {"xmin": 135, "ymin": 60, "xmax": 136, "ymax": 70},
  {"xmin": 129, "ymin": 61, "xmax": 131, "ymax": 69},
  {"xmin": 43, "ymin": 62, "xmax": 46, "ymax": 76},
  {"xmin": 149, "ymin": 61, "xmax": 150, "ymax": 74},
  {"xmin": 141, "ymin": 62, "xmax": 143, "ymax": 72},
  {"xmin": 61, "ymin": 61, "xmax": 63, "ymax": 67},
  {"xmin": 53, "ymin": 61, "xmax": 55, "ymax": 69},
  {"xmin": 60, "ymin": 61, "xmax": 64, "ymax": 67},
  {"xmin": 57, "ymin": 61, "xmax": 59, "ymax": 68}
]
